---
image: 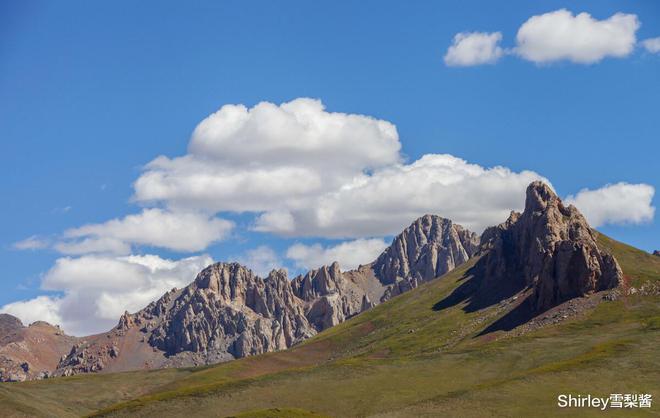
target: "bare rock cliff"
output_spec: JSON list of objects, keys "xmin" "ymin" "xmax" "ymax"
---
[
  {"xmin": 148, "ymin": 263, "xmax": 315, "ymax": 359},
  {"xmin": 373, "ymin": 215, "xmax": 479, "ymax": 300},
  {"xmin": 478, "ymin": 181, "xmax": 623, "ymax": 312}
]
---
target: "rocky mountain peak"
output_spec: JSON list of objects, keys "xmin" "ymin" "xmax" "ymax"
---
[
  {"xmin": 291, "ymin": 262, "xmax": 343, "ymax": 302},
  {"xmin": 525, "ymin": 180, "xmax": 560, "ymax": 213},
  {"xmin": 373, "ymin": 214, "xmax": 479, "ymax": 285},
  {"xmin": 478, "ymin": 181, "xmax": 622, "ymax": 313},
  {"xmin": 0, "ymin": 314, "xmax": 23, "ymax": 337}
]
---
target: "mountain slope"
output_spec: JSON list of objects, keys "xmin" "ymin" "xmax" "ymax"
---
[{"xmin": 0, "ymin": 315, "xmax": 77, "ymax": 382}]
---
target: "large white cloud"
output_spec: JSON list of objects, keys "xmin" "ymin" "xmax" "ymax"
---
[
  {"xmin": 565, "ymin": 182, "xmax": 655, "ymax": 227},
  {"xmin": 56, "ymin": 208, "xmax": 234, "ymax": 254},
  {"xmin": 515, "ymin": 9, "xmax": 640, "ymax": 64},
  {"xmin": 642, "ymin": 37, "xmax": 660, "ymax": 54},
  {"xmin": 132, "ymin": 99, "xmax": 551, "ymax": 237},
  {"xmin": 256, "ymin": 154, "xmax": 548, "ymax": 237},
  {"xmin": 0, "ymin": 254, "xmax": 212, "ymax": 336},
  {"xmin": 287, "ymin": 238, "xmax": 389, "ymax": 271},
  {"xmin": 133, "ymin": 98, "xmax": 401, "ymax": 212},
  {"xmin": 444, "ymin": 32, "xmax": 504, "ymax": 67}
]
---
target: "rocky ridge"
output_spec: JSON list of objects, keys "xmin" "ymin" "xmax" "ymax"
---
[
  {"xmin": 6, "ymin": 182, "xmax": 629, "ymax": 380},
  {"xmin": 53, "ymin": 214, "xmax": 477, "ymax": 377},
  {"xmin": 374, "ymin": 215, "xmax": 479, "ymax": 300}
]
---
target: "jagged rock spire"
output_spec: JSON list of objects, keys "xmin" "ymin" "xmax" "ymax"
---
[
  {"xmin": 373, "ymin": 214, "xmax": 479, "ymax": 285},
  {"xmin": 479, "ymin": 181, "xmax": 622, "ymax": 312}
]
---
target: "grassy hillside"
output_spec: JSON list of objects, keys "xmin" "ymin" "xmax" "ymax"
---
[{"xmin": 1, "ymin": 235, "xmax": 658, "ymax": 417}]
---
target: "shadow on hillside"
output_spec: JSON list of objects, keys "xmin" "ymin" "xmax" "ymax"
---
[
  {"xmin": 476, "ymin": 301, "xmax": 535, "ymax": 335},
  {"xmin": 432, "ymin": 266, "xmax": 525, "ymax": 314},
  {"xmin": 432, "ymin": 262, "xmax": 539, "ymax": 335}
]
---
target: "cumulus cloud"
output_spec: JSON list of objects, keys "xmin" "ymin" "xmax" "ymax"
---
[
  {"xmin": 642, "ymin": 37, "xmax": 660, "ymax": 54},
  {"xmin": 565, "ymin": 182, "xmax": 655, "ymax": 227},
  {"xmin": 515, "ymin": 9, "xmax": 639, "ymax": 64},
  {"xmin": 444, "ymin": 32, "xmax": 504, "ymax": 67},
  {"xmin": 256, "ymin": 154, "xmax": 548, "ymax": 237},
  {"xmin": 444, "ymin": 9, "xmax": 642, "ymax": 66},
  {"xmin": 131, "ymin": 99, "xmax": 549, "ymax": 238},
  {"xmin": 236, "ymin": 246, "xmax": 283, "ymax": 277},
  {"xmin": 287, "ymin": 238, "xmax": 389, "ymax": 271},
  {"xmin": 133, "ymin": 98, "xmax": 400, "ymax": 212},
  {"xmin": 0, "ymin": 254, "xmax": 212, "ymax": 335},
  {"xmin": 56, "ymin": 208, "xmax": 233, "ymax": 254}
]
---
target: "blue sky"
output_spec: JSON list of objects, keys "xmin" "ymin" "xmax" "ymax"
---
[{"xmin": 1, "ymin": 0, "xmax": 658, "ymax": 334}]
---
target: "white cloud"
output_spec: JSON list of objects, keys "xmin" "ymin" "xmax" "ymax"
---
[
  {"xmin": 256, "ymin": 154, "xmax": 548, "ymax": 237},
  {"xmin": 565, "ymin": 182, "xmax": 655, "ymax": 227},
  {"xmin": 236, "ymin": 246, "xmax": 283, "ymax": 277},
  {"xmin": 130, "ymin": 98, "xmax": 549, "ymax": 238},
  {"xmin": 0, "ymin": 296, "xmax": 63, "ymax": 327},
  {"xmin": 54, "ymin": 237, "xmax": 131, "ymax": 255},
  {"xmin": 515, "ymin": 9, "xmax": 640, "ymax": 64},
  {"xmin": 0, "ymin": 254, "xmax": 212, "ymax": 336},
  {"xmin": 641, "ymin": 37, "xmax": 660, "ymax": 54},
  {"xmin": 13, "ymin": 235, "xmax": 50, "ymax": 250},
  {"xmin": 444, "ymin": 31, "xmax": 504, "ymax": 67},
  {"xmin": 57, "ymin": 208, "xmax": 233, "ymax": 254},
  {"xmin": 287, "ymin": 238, "xmax": 389, "ymax": 271},
  {"xmin": 133, "ymin": 98, "xmax": 401, "ymax": 212}
]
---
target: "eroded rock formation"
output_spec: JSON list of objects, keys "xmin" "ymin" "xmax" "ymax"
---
[
  {"xmin": 478, "ymin": 181, "xmax": 623, "ymax": 312},
  {"xmin": 54, "ymin": 215, "xmax": 479, "ymax": 377}
]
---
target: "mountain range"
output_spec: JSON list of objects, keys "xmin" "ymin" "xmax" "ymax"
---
[
  {"xmin": 0, "ymin": 181, "xmax": 630, "ymax": 381},
  {"xmin": 0, "ymin": 181, "xmax": 658, "ymax": 417}
]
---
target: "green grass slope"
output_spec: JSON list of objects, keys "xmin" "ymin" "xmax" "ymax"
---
[{"xmin": 1, "ymin": 235, "xmax": 658, "ymax": 418}]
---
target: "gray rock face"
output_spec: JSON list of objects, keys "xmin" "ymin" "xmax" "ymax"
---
[
  {"xmin": 0, "ymin": 314, "xmax": 23, "ymax": 339},
  {"xmin": 291, "ymin": 262, "xmax": 374, "ymax": 331},
  {"xmin": 478, "ymin": 181, "xmax": 623, "ymax": 312},
  {"xmin": 148, "ymin": 263, "xmax": 315, "ymax": 359},
  {"xmin": 373, "ymin": 215, "xmax": 479, "ymax": 298}
]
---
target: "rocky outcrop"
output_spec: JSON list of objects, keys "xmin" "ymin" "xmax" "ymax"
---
[
  {"xmin": 148, "ymin": 264, "xmax": 315, "ymax": 359},
  {"xmin": 291, "ymin": 262, "xmax": 373, "ymax": 331},
  {"xmin": 477, "ymin": 181, "xmax": 623, "ymax": 313},
  {"xmin": 373, "ymin": 215, "xmax": 479, "ymax": 301},
  {"xmin": 0, "ymin": 315, "xmax": 77, "ymax": 382},
  {"xmin": 374, "ymin": 215, "xmax": 479, "ymax": 285},
  {"xmin": 56, "ymin": 264, "xmax": 317, "ymax": 375},
  {"xmin": 53, "ymin": 216, "xmax": 479, "ymax": 378}
]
